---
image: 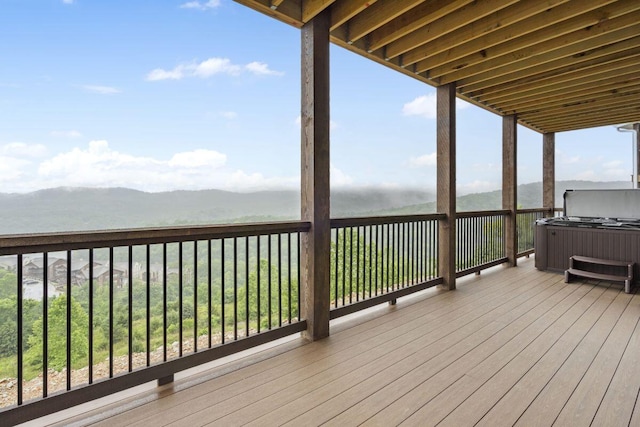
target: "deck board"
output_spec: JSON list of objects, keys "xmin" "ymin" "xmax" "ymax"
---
[{"xmin": 46, "ymin": 258, "xmax": 640, "ymax": 427}]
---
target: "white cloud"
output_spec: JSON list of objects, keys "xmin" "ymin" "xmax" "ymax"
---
[
  {"xmin": 180, "ymin": 0, "xmax": 220, "ymax": 10},
  {"xmin": 62, "ymin": 0, "xmax": 74, "ymax": 4},
  {"xmin": 402, "ymin": 93, "xmax": 471, "ymax": 119},
  {"xmin": 1, "ymin": 142, "xmax": 48, "ymax": 158},
  {"xmin": 245, "ymin": 61, "xmax": 284, "ymax": 76},
  {"xmin": 146, "ymin": 57, "xmax": 282, "ymax": 81},
  {"xmin": 168, "ymin": 149, "xmax": 226, "ymax": 168},
  {"xmin": 0, "ymin": 156, "xmax": 30, "ymax": 183},
  {"xmin": 50, "ymin": 130, "xmax": 82, "ymax": 138},
  {"xmin": 82, "ymin": 85, "xmax": 121, "ymax": 95},
  {"xmin": 0, "ymin": 140, "xmax": 297, "ymax": 193},
  {"xmin": 194, "ymin": 58, "xmax": 241, "ymax": 77},
  {"xmin": 409, "ymin": 152, "xmax": 437, "ymax": 168}
]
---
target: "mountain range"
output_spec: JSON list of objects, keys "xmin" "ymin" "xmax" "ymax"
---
[{"xmin": 0, "ymin": 181, "xmax": 630, "ymax": 235}]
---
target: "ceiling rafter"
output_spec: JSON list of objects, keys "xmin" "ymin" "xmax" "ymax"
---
[
  {"xmin": 367, "ymin": 0, "xmax": 473, "ymax": 53},
  {"xmin": 330, "ymin": 1, "xmax": 378, "ymax": 31},
  {"xmin": 385, "ymin": 0, "xmax": 519, "ymax": 60},
  {"xmin": 484, "ymin": 57, "xmax": 639, "ymax": 104},
  {"xmin": 438, "ymin": 7, "xmax": 640, "ymax": 85},
  {"xmin": 499, "ymin": 80, "xmax": 640, "ymax": 114},
  {"xmin": 461, "ymin": 34, "xmax": 640, "ymax": 95},
  {"xmin": 412, "ymin": 0, "xmax": 616, "ymax": 72},
  {"xmin": 403, "ymin": 0, "xmax": 570, "ymax": 69},
  {"xmin": 340, "ymin": 0, "xmax": 426, "ymax": 44}
]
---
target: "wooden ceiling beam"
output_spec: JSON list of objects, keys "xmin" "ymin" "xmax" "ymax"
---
[
  {"xmin": 461, "ymin": 34, "xmax": 640, "ymax": 95},
  {"xmin": 270, "ymin": 0, "xmax": 285, "ymax": 9},
  {"xmin": 367, "ymin": 0, "xmax": 473, "ymax": 53},
  {"xmin": 435, "ymin": 1, "xmax": 640, "ymax": 83},
  {"xmin": 488, "ymin": 62, "xmax": 640, "ymax": 107},
  {"xmin": 329, "ymin": 0, "xmax": 377, "ymax": 31},
  {"xmin": 498, "ymin": 81, "xmax": 640, "ymax": 114},
  {"xmin": 386, "ymin": 0, "xmax": 518, "ymax": 60},
  {"xmin": 535, "ymin": 112, "xmax": 640, "ymax": 133},
  {"xmin": 302, "ymin": 0, "xmax": 336, "ymax": 23},
  {"xmin": 541, "ymin": 113, "xmax": 640, "ymax": 132},
  {"xmin": 459, "ymin": 24, "xmax": 640, "ymax": 93},
  {"xmin": 341, "ymin": 0, "xmax": 426, "ymax": 44},
  {"xmin": 520, "ymin": 93, "xmax": 640, "ymax": 121},
  {"xmin": 235, "ymin": 0, "xmax": 303, "ymax": 26},
  {"xmin": 409, "ymin": 0, "xmax": 571, "ymax": 70},
  {"xmin": 536, "ymin": 105, "xmax": 640, "ymax": 124}
]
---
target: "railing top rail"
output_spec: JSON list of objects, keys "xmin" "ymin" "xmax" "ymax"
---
[
  {"xmin": 330, "ymin": 213, "xmax": 446, "ymax": 228},
  {"xmin": 516, "ymin": 207, "xmax": 553, "ymax": 214},
  {"xmin": 0, "ymin": 220, "xmax": 311, "ymax": 255},
  {"xmin": 456, "ymin": 209, "xmax": 510, "ymax": 218}
]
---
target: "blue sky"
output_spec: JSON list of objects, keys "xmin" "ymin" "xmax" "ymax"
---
[{"xmin": 0, "ymin": 0, "xmax": 635, "ymax": 195}]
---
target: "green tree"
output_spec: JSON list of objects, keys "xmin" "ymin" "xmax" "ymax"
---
[{"xmin": 25, "ymin": 296, "xmax": 89, "ymax": 371}]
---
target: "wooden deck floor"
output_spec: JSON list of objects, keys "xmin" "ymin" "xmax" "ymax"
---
[{"xmin": 47, "ymin": 257, "xmax": 640, "ymax": 426}]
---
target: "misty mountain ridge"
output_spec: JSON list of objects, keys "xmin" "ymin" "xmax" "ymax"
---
[{"xmin": 0, "ymin": 181, "xmax": 629, "ymax": 235}]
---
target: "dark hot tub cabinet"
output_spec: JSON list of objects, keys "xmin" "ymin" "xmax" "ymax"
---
[{"xmin": 535, "ymin": 189, "xmax": 640, "ymax": 292}]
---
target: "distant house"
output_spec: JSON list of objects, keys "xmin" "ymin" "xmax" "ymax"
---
[
  {"xmin": 92, "ymin": 265, "xmax": 126, "ymax": 287},
  {"xmin": 70, "ymin": 260, "xmax": 103, "ymax": 286},
  {"xmin": 0, "ymin": 256, "xmax": 17, "ymax": 272},
  {"xmin": 139, "ymin": 263, "xmax": 179, "ymax": 284},
  {"xmin": 23, "ymin": 256, "xmax": 67, "ymax": 282}
]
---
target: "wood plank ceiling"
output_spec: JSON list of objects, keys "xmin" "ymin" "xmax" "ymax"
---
[{"xmin": 234, "ymin": 0, "xmax": 640, "ymax": 133}]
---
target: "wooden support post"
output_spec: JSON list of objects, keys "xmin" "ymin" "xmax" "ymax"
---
[
  {"xmin": 300, "ymin": 9, "xmax": 331, "ymax": 341},
  {"xmin": 437, "ymin": 83, "xmax": 456, "ymax": 290},
  {"xmin": 543, "ymin": 132, "xmax": 555, "ymax": 216},
  {"xmin": 503, "ymin": 114, "xmax": 518, "ymax": 267}
]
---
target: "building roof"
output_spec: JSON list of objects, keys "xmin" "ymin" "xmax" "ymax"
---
[{"xmin": 235, "ymin": 0, "xmax": 640, "ymax": 133}]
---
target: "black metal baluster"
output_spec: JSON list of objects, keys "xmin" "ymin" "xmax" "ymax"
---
[
  {"xmin": 356, "ymin": 226, "xmax": 360, "ymax": 302},
  {"xmin": 334, "ymin": 229, "xmax": 339, "ymax": 308},
  {"xmin": 208, "ymin": 240, "xmax": 212, "ymax": 348},
  {"xmin": 17, "ymin": 255, "xmax": 23, "ymax": 404},
  {"xmin": 109, "ymin": 248, "xmax": 113, "ymax": 378},
  {"xmin": 342, "ymin": 227, "xmax": 346, "ymax": 306},
  {"xmin": 43, "ymin": 252, "xmax": 48, "ymax": 397},
  {"xmin": 375, "ymin": 225, "xmax": 379, "ymax": 296},
  {"xmin": 89, "ymin": 250, "xmax": 94, "ymax": 383},
  {"xmin": 348, "ymin": 228, "xmax": 353, "ymax": 304},
  {"xmin": 368, "ymin": 225, "xmax": 372, "ymax": 298},
  {"xmin": 194, "ymin": 241, "xmax": 198, "ymax": 352},
  {"xmin": 233, "ymin": 237, "xmax": 238, "ymax": 340},
  {"xmin": 278, "ymin": 234, "xmax": 282, "ymax": 327},
  {"xmin": 66, "ymin": 251, "xmax": 72, "ymax": 389},
  {"xmin": 386, "ymin": 223, "xmax": 390, "ymax": 292},
  {"xmin": 146, "ymin": 245, "xmax": 151, "ymax": 366},
  {"xmin": 257, "ymin": 236, "xmax": 261, "ymax": 333},
  {"xmin": 246, "ymin": 236, "xmax": 250, "ymax": 336},
  {"xmin": 221, "ymin": 239, "xmax": 225, "ymax": 344},
  {"xmin": 163, "ymin": 243, "xmax": 167, "ymax": 362},
  {"xmin": 297, "ymin": 232, "xmax": 301, "ymax": 320},
  {"xmin": 179, "ymin": 243, "xmax": 183, "ymax": 357},
  {"xmin": 287, "ymin": 233, "xmax": 292, "ymax": 324},
  {"xmin": 128, "ymin": 246, "xmax": 133, "ymax": 372},
  {"xmin": 268, "ymin": 235, "xmax": 272, "ymax": 329}
]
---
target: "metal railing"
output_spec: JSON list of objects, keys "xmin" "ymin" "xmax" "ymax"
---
[
  {"xmin": 455, "ymin": 210, "xmax": 509, "ymax": 277},
  {"xmin": 0, "ymin": 208, "xmax": 554, "ymax": 424},
  {"xmin": 0, "ymin": 221, "xmax": 309, "ymax": 425},
  {"xmin": 329, "ymin": 214, "xmax": 444, "ymax": 318},
  {"xmin": 516, "ymin": 208, "xmax": 551, "ymax": 257}
]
